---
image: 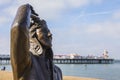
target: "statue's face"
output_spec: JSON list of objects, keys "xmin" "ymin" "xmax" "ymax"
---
[{"xmin": 36, "ymin": 27, "xmax": 52, "ymax": 48}]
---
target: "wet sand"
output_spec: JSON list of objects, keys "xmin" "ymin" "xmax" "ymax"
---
[{"xmin": 0, "ymin": 71, "xmax": 100, "ymax": 80}]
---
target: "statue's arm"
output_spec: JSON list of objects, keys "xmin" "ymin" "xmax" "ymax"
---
[{"xmin": 11, "ymin": 4, "xmax": 31, "ymax": 79}]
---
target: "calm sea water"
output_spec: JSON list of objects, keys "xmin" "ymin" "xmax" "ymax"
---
[{"xmin": 0, "ymin": 62, "xmax": 120, "ymax": 80}]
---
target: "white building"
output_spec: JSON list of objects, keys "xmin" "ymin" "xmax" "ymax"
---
[
  {"xmin": 103, "ymin": 50, "xmax": 109, "ymax": 59},
  {"xmin": 68, "ymin": 53, "xmax": 81, "ymax": 59}
]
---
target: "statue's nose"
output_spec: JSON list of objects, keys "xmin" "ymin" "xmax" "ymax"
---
[{"xmin": 48, "ymin": 32, "xmax": 52, "ymax": 37}]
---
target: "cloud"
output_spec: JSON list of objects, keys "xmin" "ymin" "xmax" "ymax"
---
[
  {"xmin": 52, "ymin": 20, "xmax": 120, "ymax": 59},
  {"xmin": 52, "ymin": 16, "xmax": 120, "ymax": 46},
  {"xmin": 66, "ymin": 0, "xmax": 102, "ymax": 8},
  {"xmin": 85, "ymin": 21, "xmax": 120, "ymax": 38},
  {"xmin": 79, "ymin": 11, "xmax": 111, "ymax": 17},
  {"xmin": 112, "ymin": 10, "xmax": 120, "ymax": 19},
  {"xmin": 0, "ymin": 16, "xmax": 9, "ymax": 26},
  {"xmin": 0, "ymin": 36, "xmax": 10, "ymax": 54},
  {"xmin": 16, "ymin": 0, "xmax": 65, "ymax": 20},
  {"xmin": 0, "ymin": 0, "xmax": 11, "ymax": 6},
  {"xmin": 0, "ymin": 0, "xmax": 104, "ymax": 22},
  {"xmin": 9, "ymin": 0, "xmax": 103, "ymax": 20},
  {"xmin": 1, "ymin": 0, "xmax": 120, "ymax": 59},
  {"xmin": 3, "ymin": 5, "xmax": 18, "ymax": 17},
  {"xmin": 66, "ymin": 0, "xmax": 90, "ymax": 8},
  {"xmin": 66, "ymin": 10, "xmax": 120, "ymax": 39},
  {"xmin": 86, "ymin": 24, "xmax": 102, "ymax": 33}
]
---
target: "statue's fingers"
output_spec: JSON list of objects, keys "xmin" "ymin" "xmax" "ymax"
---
[
  {"xmin": 30, "ymin": 5, "xmax": 39, "ymax": 16},
  {"xmin": 31, "ymin": 14, "xmax": 39, "ymax": 20}
]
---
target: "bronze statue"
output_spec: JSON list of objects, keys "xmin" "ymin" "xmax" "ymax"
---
[{"xmin": 11, "ymin": 4, "xmax": 62, "ymax": 80}]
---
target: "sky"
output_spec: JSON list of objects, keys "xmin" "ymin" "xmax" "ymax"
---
[{"xmin": 0, "ymin": 0, "xmax": 120, "ymax": 59}]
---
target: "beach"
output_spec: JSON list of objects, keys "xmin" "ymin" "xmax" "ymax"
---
[{"xmin": 0, "ymin": 71, "xmax": 99, "ymax": 80}]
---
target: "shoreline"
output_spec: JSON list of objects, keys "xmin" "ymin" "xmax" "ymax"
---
[{"xmin": 0, "ymin": 71, "xmax": 100, "ymax": 80}]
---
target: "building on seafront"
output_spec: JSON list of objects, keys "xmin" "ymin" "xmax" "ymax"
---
[{"xmin": 54, "ymin": 50, "xmax": 111, "ymax": 59}]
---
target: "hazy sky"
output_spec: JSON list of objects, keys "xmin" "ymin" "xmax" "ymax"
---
[{"xmin": 0, "ymin": 0, "xmax": 120, "ymax": 59}]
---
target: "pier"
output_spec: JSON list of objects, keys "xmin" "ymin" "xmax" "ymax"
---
[
  {"xmin": 0, "ymin": 55, "xmax": 10, "ymax": 64},
  {"xmin": 53, "ymin": 59, "xmax": 114, "ymax": 64},
  {"xmin": 0, "ymin": 55, "xmax": 114, "ymax": 64}
]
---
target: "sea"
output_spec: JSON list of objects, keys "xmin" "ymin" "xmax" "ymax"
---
[{"xmin": 0, "ymin": 61, "xmax": 120, "ymax": 80}]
